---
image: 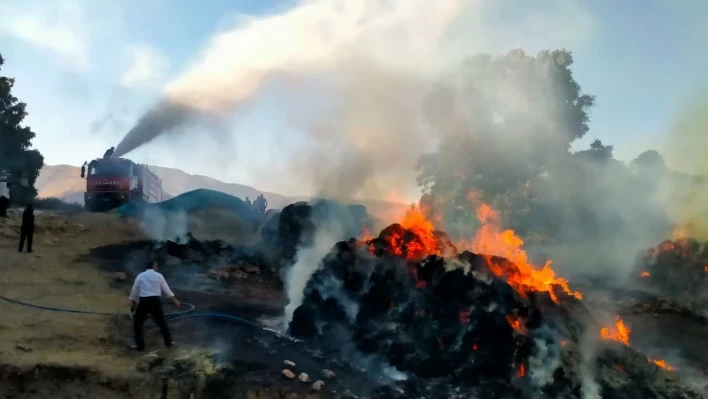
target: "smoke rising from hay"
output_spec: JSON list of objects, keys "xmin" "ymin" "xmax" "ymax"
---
[
  {"xmin": 661, "ymin": 90, "xmax": 708, "ymax": 240},
  {"xmin": 138, "ymin": 206, "xmax": 190, "ymax": 242},
  {"xmin": 283, "ymin": 226, "xmax": 338, "ymax": 325}
]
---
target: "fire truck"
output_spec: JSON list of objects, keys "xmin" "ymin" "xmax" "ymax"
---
[{"xmin": 81, "ymin": 157, "xmax": 163, "ymax": 212}]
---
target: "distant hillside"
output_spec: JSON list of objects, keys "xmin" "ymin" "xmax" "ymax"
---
[
  {"xmin": 35, "ymin": 165, "xmax": 86, "ymax": 204},
  {"xmin": 36, "ymin": 164, "xmax": 408, "ymax": 221},
  {"xmin": 151, "ymin": 166, "xmax": 298, "ymax": 209}
]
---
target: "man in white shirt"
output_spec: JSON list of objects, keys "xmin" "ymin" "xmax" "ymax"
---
[{"xmin": 129, "ymin": 261, "xmax": 180, "ymax": 351}]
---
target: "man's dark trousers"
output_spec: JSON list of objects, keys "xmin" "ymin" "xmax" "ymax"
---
[
  {"xmin": 133, "ymin": 296, "xmax": 172, "ymax": 351},
  {"xmin": 18, "ymin": 226, "xmax": 33, "ymax": 252},
  {"xmin": 0, "ymin": 196, "xmax": 8, "ymax": 217}
]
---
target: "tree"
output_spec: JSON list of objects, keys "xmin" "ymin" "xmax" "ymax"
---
[
  {"xmin": 630, "ymin": 150, "xmax": 667, "ymax": 174},
  {"xmin": 575, "ymin": 139, "xmax": 615, "ymax": 165},
  {"xmin": 0, "ymin": 53, "xmax": 44, "ymax": 202},
  {"xmin": 417, "ymin": 49, "xmax": 595, "ymax": 238}
]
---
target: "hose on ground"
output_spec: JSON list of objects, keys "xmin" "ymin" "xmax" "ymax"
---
[
  {"xmin": 0, "ymin": 294, "xmax": 301, "ymax": 342},
  {"xmin": 0, "ymin": 294, "xmax": 194, "ymax": 316}
]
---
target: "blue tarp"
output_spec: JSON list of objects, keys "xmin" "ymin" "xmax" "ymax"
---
[{"xmin": 117, "ymin": 189, "xmax": 258, "ymax": 221}]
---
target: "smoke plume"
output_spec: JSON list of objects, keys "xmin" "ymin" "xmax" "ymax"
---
[
  {"xmin": 661, "ymin": 89, "xmax": 708, "ymax": 240},
  {"xmin": 116, "ymin": 0, "xmax": 464, "ymax": 162},
  {"xmin": 138, "ymin": 206, "xmax": 190, "ymax": 242},
  {"xmin": 113, "ymin": 0, "xmax": 529, "ymax": 198},
  {"xmin": 283, "ymin": 225, "xmax": 339, "ymax": 325},
  {"xmin": 113, "ymin": 101, "xmax": 194, "ymax": 158}
]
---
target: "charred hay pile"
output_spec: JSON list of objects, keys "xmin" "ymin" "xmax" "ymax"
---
[
  {"xmin": 261, "ymin": 201, "xmax": 373, "ymax": 270},
  {"xmin": 288, "ymin": 225, "xmax": 702, "ymax": 399},
  {"xmin": 152, "ymin": 200, "xmax": 373, "ymax": 282},
  {"xmin": 635, "ymin": 239, "xmax": 708, "ymax": 304}
]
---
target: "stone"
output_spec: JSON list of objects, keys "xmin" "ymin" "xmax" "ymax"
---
[
  {"xmin": 136, "ymin": 352, "xmax": 163, "ymax": 372},
  {"xmin": 298, "ymin": 372, "xmax": 311, "ymax": 383},
  {"xmin": 312, "ymin": 380, "xmax": 325, "ymax": 392},
  {"xmin": 241, "ymin": 264, "xmax": 261, "ymax": 274},
  {"xmin": 281, "ymin": 369, "xmax": 296, "ymax": 379},
  {"xmin": 230, "ymin": 270, "xmax": 249, "ymax": 280},
  {"xmin": 283, "ymin": 360, "xmax": 296, "ymax": 368},
  {"xmin": 322, "ymin": 369, "xmax": 336, "ymax": 379},
  {"xmin": 113, "ymin": 272, "xmax": 127, "ymax": 282},
  {"xmin": 15, "ymin": 344, "xmax": 32, "ymax": 352}
]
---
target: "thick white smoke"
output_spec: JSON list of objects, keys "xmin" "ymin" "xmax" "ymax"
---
[
  {"xmin": 113, "ymin": 0, "xmax": 475, "ymax": 196},
  {"xmin": 162, "ymin": 0, "xmax": 466, "ymax": 113},
  {"xmin": 138, "ymin": 206, "xmax": 189, "ymax": 242},
  {"xmin": 283, "ymin": 223, "xmax": 342, "ymax": 325},
  {"xmin": 114, "ymin": 0, "xmax": 594, "ymax": 200}
]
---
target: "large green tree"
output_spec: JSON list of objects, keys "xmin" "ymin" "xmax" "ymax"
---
[
  {"xmin": 0, "ymin": 53, "xmax": 44, "ymax": 202},
  {"xmin": 417, "ymin": 49, "xmax": 595, "ymax": 239}
]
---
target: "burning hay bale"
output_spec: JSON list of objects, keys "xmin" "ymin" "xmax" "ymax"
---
[
  {"xmin": 635, "ymin": 239, "xmax": 708, "ymax": 303},
  {"xmin": 290, "ymin": 226, "xmax": 574, "ymax": 383},
  {"xmin": 288, "ymin": 224, "xmax": 703, "ymax": 398}
]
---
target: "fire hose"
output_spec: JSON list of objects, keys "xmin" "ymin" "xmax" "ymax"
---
[{"xmin": 0, "ymin": 294, "xmax": 299, "ymax": 341}]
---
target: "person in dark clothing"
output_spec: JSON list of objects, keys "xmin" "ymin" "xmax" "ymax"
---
[
  {"xmin": 18, "ymin": 204, "xmax": 34, "ymax": 253},
  {"xmin": 129, "ymin": 261, "xmax": 180, "ymax": 351},
  {"xmin": 254, "ymin": 194, "xmax": 267, "ymax": 216},
  {"xmin": 0, "ymin": 171, "xmax": 8, "ymax": 218},
  {"xmin": 245, "ymin": 197, "xmax": 252, "ymax": 208},
  {"xmin": 0, "ymin": 196, "xmax": 8, "ymax": 218},
  {"xmin": 103, "ymin": 147, "xmax": 115, "ymax": 159}
]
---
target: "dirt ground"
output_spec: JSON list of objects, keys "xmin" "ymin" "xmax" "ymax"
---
[
  {"xmin": 0, "ymin": 208, "xmax": 366, "ymax": 399},
  {"xmin": 0, "ymin": 209, "xmax": 143, "ymax": 377}
]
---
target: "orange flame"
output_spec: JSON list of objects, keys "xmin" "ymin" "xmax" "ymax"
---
[
  {"xmin": 506, "ymin": 315, "xmax": 527, "ymax": 335},
  {"xmin": 639, "ymin": 271, "xmax": 651, "ymax": 278},
  {"xmin": 517, "ymin": 364, "xmax": 526, "ymax": 377},
  {"xmin": 361, "ymin": 193, "xmax": 582, "ymax": 302},
  {"xmin": 400, "ymin": 205, "xmax": 440, "ymax": 259},
  {"xmin": 704, "ymin": 265, "xmax": 708, "ymax": 274},
  {"xmin": 363, "ymin": 205, "xmax": 441, "ymax": 261},
  {"xmin": 648, "ymin": 358, "xmax": 674, "ymax": 372},
  {"xmin": 360, "ymin": 228, "xmax": 375, "ymax": 242},
  {"xmin": 463, "ymin": 197, "xmax": 582, "ymax": 302},
  {"xmin": 671, "ymin": 226, "xmax": 688, "ymax": 240},
  {"xmin": 600, "ymin": 316, "xmax": 631, "ymax": 346}
]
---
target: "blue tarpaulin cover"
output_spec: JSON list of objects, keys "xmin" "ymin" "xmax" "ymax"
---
[{"xmin": 117, "ymin": 189, "xmax": 258, "ymax": 221}]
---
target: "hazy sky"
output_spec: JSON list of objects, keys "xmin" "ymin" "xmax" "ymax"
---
[{"xmin": 1, "ymin": 0, "xmax": 706, "ymax": 195}]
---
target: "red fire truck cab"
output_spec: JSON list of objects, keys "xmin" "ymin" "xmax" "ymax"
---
[{"xmin": 82, "ymin": 157, "xmax": 162, "ymax": 212}]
